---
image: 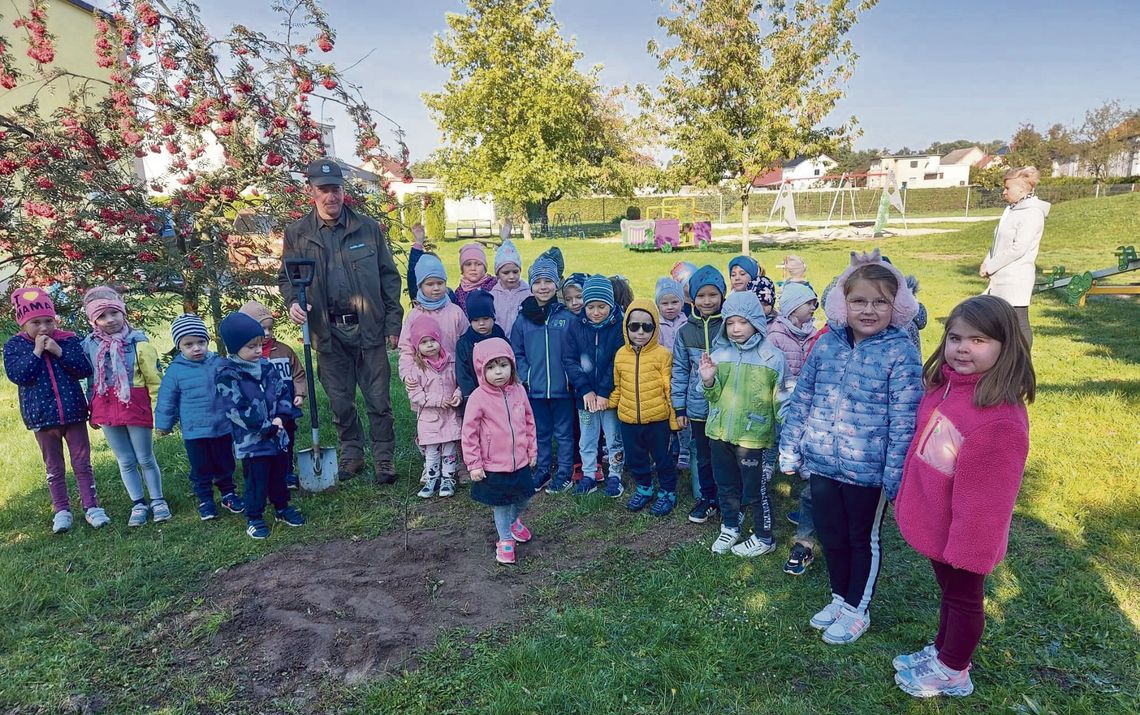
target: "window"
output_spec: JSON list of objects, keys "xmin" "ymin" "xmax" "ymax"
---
[
  {"xmin": 910, "ymin": 160, "xmax": 919, "ymax": 168},
  {"xmin": 814, "ymin": 169, "xmax": 821, "ymax": 176}
]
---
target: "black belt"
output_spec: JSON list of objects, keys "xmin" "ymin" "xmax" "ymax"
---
[{"xmin": 328, "ymin": 312, "xmax": 359, "ymax": 325}]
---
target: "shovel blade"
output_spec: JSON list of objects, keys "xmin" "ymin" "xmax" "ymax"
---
[{"xmin": 296, "ymin": 446, "xmax": 339, "ymax": 492}]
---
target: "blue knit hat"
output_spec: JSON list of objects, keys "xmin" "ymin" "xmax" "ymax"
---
[
  {"xmin": 218, "ymin": 312, "xmax": 264, "ymax": 355},
  {"xmin": 528, "ymin": 257, "xmax": 559, "ymax": 286},
  {"xmin": 689, "ymin": 265, "xmax": 726, "ymax": 302},
  {"xmin": 582, "ymin": 274, "xmax": 615, "ymax": 308},
  {"xmin": 171, "ymin": 313, "xmax": 209, "ymax": 348},
  {"xmin": 655, "ymin": 277, "xmax": 684, "ymax": 305},
  {"xmin": 563, "ymin": 272, "xmax": 588, "ymax": 291},
  {"xmin": 778, "ymin": 281, "xmax": 817, "ymax": 317},
  {"xmin": 415, "ymin": 253, "xmax": 447, "ymax": 287},
  {"xmin": 728, "ymin": 255, "xmax": 760, "ymax": 282},
  {"xmin": 494, "ymin": 239, "xmax": 523, "ymax": 273},
  {"xmin": 465, "ymin": 289, "xmax": 496, "ymax": 321}
]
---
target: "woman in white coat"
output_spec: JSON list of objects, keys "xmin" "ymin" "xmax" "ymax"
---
[{"xmin": 980, "ymin": 166, "xmax": 1050, "ymax": 348}]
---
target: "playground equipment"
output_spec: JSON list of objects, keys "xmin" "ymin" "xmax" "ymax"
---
[
  {"xmin": 1034, "ymin": 245, "xmax": 1140, "ymax": 306},
  {"xmin": 620, "ymin": 196, "xmax": 712, "ymax": 251}
]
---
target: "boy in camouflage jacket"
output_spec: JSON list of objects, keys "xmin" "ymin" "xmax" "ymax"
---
[{"xmin": 215, "ymin": 312, "xmax": 305, "ymax": 540}]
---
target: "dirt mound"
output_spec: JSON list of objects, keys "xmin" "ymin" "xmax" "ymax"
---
[{"xmin": 176, "ymin": 497, "xmax": 697, "ymax": 705}]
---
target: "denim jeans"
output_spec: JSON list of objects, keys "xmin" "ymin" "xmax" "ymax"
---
[
  {"xmin": 492, "ymin": 497, "xmax": 531, "ymax": 541},
  {"xmin": 530, "ymin": 397, "xmax": 575, "ymax": 486},
  {"xmin": 578, "ymin": 408, "xmax": 623, "ymax": 479},
  {"xmin": 101, "ymin": 424, "xmax": 163, "ymax": 502}
]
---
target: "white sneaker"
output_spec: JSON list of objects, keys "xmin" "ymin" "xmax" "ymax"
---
[
  {"xmin": 822, "ymin": 606, "xmax": 871, "ymax": 645},
  {"xmin": 85, "ymin": 506, "xmax": 110, "ymax": 528},
  {"xmin": 710, "ymin": 525, "xmax": 741, "ymax": 554},
  {"xmin": 809, "ymin": 594, "xmax": 846, "ymax": 630},
  {"xmin": 731, "ymin": 534, "xmax": 777, "ymax": 557},
  {"xmin": 417, "ymin": 477, "xmax": 439, "ymax": 499},
  {"xmin": 52, "ymin": 509, "xmax": 73, "ymax": 534},
  {"xmin": 438, "ymin": 478, "xmax": 456, "ymax": 498},
  {"xmin": 894, "ymin": 644, "xmax": 939, "ymax": 672},
  {"xmin": 128, "ymin": 503, "xmax": 150, "ymax": 527}
]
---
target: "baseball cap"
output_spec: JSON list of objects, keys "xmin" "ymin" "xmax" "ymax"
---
[{"xmin": 305, "ymin": 158, "xmax": 344, "ymax": 186}]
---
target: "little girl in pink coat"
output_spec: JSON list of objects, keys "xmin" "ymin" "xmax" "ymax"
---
[{"xmin": 405, "ymin": 314, "xmax": 463, "ymax": 498}]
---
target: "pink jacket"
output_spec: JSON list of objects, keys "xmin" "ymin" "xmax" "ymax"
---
[
  {"xmin": 406, "ymin": 354, "xmax": 462, "ymax": 445},
  {"xmin": 895, "ymin": 365, "xmax": 1030, "ymax": 575},
  {"xmin": 767, "ymin": 317, "xmax": 815, "ymax": 379},
  {"xmin": 491, "ymin": 282, "xmax": 531, "ymax": 337},
  {"xmin": 398, "ymin": 303, "xmax": 469, "ymax": 382},
  {"xmin": 461, "ymin": 338, "xmax": 536, "ymax": 474},
  {"xmin": 657, "ymin": 313, "xmax": 687, "ymax": 352}
]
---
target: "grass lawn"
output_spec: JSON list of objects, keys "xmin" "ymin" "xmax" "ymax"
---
[{"xmin": 1, "ymin": 194, "xmax": 1138, "ymax": 714}]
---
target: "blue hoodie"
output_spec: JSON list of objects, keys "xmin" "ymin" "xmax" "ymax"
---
[
  {"xmin": 509, "ymin": 297, "xmax": 572, "ymax": 399},
  {"xmin": 154, "ymin": 352, "xmax": 232, "ymax": 440},
  {"xmin": 561, "ymin": 305, "xmax": 625, "ymax": 410}
]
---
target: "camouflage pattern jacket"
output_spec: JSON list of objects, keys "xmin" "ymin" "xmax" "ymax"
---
[{"xmin": 215, "ymin": 356, "xmax": 296, "ymax": 459}]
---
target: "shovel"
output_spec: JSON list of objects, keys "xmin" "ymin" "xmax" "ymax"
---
[{"xmin": 284, "ymin": 258, "xmax": 339, "ymax": 491}]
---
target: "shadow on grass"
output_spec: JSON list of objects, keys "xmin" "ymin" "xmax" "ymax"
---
[{"xmin": 1036, "ymin": 293, "xmax": 1140, "ymax": 364}]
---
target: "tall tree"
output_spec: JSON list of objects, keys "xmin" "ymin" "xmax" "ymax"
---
[
  {"xmin": 1007, "ymin": 124, "xmax": 1054, "ymax": 177},
  {"xmin": 649, "ymin": 0, "xmax": 876, "ymax": 254},
  {"xmin": 1077, "ymin": 100, "xmax": 1133, "ymax": 180},
  {"xmin": 0, "ymin": 0, "xmax": 405, "ymax": 334},
  {"xmin": 424, "ymin": 0, "xmax": 646, "ymax": 239}
]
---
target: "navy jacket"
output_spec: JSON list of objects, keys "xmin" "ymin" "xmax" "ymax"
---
[
  {"xmin": 456, "ymin": 324, "xmax": 507, "ymax": 399},
  {"xmin": 561, "ymin": 309, "xmax": 624, "ymax": 410},
  {"xmin": 4, "ymin": 330, "xmax": 92, "ymax": 430},
  {"xmin": 154, "ymin": 353, "xmax": 232, "ymax": 440},
  {"xmin": 509, "ymin": 298, "xmax": 572, "ymax": 399}
]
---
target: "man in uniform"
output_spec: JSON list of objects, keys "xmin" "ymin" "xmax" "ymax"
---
[{"xmin": 278, "ymin": 158, "xmax": 403, "ymax": 484}]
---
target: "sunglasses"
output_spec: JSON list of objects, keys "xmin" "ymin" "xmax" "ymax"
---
[{"xmin": 627, "ymin": 321, "xmax": 655, "ymax": 334}]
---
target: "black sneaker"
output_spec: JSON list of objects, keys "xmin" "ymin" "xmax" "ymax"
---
[
  {"xmin": 688, "ymin": 498, "xmax": 719, "ymax": 524},
  {"xmin": 783, "ymin": 543, "xmax": 814, "ymax": 576}
]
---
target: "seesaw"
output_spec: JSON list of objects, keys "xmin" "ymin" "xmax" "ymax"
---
[{"xmin": 1035, "ymin": 246, "xmax": 1140, "ymax": 307}]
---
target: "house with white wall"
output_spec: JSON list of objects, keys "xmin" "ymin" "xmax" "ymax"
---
[
  {"xmin": 752, "ymin": 154, "xmax": 838, "ymax": 189},
  {"xmin": 868, "ymin": 153, "xmax": 969, "ymax": 189}
]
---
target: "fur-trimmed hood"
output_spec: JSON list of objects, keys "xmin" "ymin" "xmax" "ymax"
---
[{"xmin": 823, "ymin": 248, "xmax": 919, "ymax": 329}]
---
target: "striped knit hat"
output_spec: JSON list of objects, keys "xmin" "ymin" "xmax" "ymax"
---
[
  {"xmin": 581, "ymin": 274, "xmax": 615, "ymax": 308},
  {"xmin": 528, "ymin": 257, "xmax": 559, "ymax": 286},
  {"xmin": 171, "ymin": 313, "xmax": 209, "ymax": 348}
]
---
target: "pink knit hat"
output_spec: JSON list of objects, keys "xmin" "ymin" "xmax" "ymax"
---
[
  {"xmin": 83, "ymin": 285, "xmax": 127, "ymax": 324},
  {"xmin": 459, "ymin": 242, "xmax": 487, "ymax": 269},
  {"xmin": 10, "ymin": 286, "xmax": 56, "ymax": 326},
  {"xmin": 409, "ymin": 313, "xmax": 444, "ymax": 353}
]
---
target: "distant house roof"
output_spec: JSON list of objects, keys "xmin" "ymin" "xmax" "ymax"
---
[
  {"xmin": 62, "ymin": 0, "xmax": 112, "ymax": 18},
  {"xmin": 995, "ymin": 145, "xmax": 1011, "ymax": 156},
  {"xmin": 941, "ymin": 147, "xmax": 980, "ymax": 165},
  {"xmin": 976, "ymin": 155, "xmax": 996, "ymax": 169},
  {"xmin": 752, "ymin": 167, "xmax": 784, "ymax": 187},
  {"xmin": 784, "ymin": 154, "xmax": 835, "ymax": 168},
  {"xmin": 876, "ymin": 153, "xmax": 939, "ymax": 160}
]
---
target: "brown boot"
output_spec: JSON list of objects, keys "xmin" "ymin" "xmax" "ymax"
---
[
  {"xmin": 374, "ymin": 458, "xmax": 397, "ymax": 485},
  {"xmin": 337, "ymin": 456, "xmax": 365, "ymax": 482}
]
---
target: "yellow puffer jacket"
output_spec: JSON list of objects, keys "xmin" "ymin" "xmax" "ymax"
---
[{"xmin": 611, "ymin": 299, "xmax": 677, "ymax": 428}]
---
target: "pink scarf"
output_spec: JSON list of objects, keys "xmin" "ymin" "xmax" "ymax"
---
[
  {"xmin": 92, "ymin": 325, "xmax": 133, "ymax": 404},
  {"xmin": 459, "ymin": 273, "xmax": 497, "ymax": 295}
]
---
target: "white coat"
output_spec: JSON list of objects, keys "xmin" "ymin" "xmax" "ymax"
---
[{"xmin": 982, "ymin": 196, "xmax": 1050, "ymax": 307}]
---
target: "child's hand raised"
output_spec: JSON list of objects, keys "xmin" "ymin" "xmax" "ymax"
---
[
  {"xmin": 500, "ymin": 219, "xmax": 513, "ymax": 241},
  {"xmin": 469, "ymin": 468, "xmax": 486, "ymax": 482},
  {"xmin": 411, "ymin": 223, "xmax": 426, "ymax": 248},
  {"xmin": 698, "ymin": 352, "xmax": 717, "ymax": 385}
]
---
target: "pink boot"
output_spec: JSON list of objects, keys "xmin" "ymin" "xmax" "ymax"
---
[
  {"xmin": 510, "ymin": 519, "xmax": 532, "ymax": 543},
  {"xmin": 496, "ymin": 539, "xmax": 516, "ymax": 564}
]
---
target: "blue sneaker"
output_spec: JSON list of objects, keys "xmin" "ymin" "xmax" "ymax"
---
[
  {"xmin": 787, "ymin": 510, "xmax": 800, "ymax": 526},
  {"xmin": 627, "ymin": 485, "xmax": 655, "ymax": 512},
  {"xmin": 285, "ymin": 472, "xmax": 300, "ymax": 490},
  {"xmin": 246, "ymin": 519, "xmax": 269, "ymax": 539},
  {"xmin": 649, "ymin": 491, "xmax": 677, "ymax": 517},
  {"xmin": 220, "ymin": 492, "xmax": 244, "ymax": 514},
  {"xmin": 198, "ymin": 500, "xmax": 218, "ymax": 521},
  {"xmin": 574, "ymin": 478, "xmax": 597, "ymax": 496},
  {"xmin": 274, "ymin": 506, "xmax": 305, "ymax": 527},
  {"xmin": 605, "ymin": 475, "xmax": 624, "ymax": 498},
  {"xmin": 532, "ymin": 469, "xmax": 552, "ymax": 493},
  {"xmin": 545, "ymin": 474, "xmax": 573, "ymax": 494}
]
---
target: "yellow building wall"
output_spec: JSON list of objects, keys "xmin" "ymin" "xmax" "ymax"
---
[{"xmin": 1, "ymin": 0, "xmax": 112, "ymax": 117}]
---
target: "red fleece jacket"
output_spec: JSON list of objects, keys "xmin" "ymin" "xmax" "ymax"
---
[{"xmin": 895, "ymin": 365, "xmax": 1030, "ymax": 575}]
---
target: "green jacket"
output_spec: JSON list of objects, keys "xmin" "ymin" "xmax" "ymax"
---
[
  {"xmin": 278, "ymin": 205, "xmax": 404, "ymax": 352},
  {"xmin": 703, "ymin": 291, "xmax": 788, "ymax": 450}
]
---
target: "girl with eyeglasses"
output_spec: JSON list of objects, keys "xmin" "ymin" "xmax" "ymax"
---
[{"xmin": 778, "ymin": 249, "xmax": 924, "ymax": 646}]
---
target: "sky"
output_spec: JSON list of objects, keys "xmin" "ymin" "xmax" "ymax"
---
[{"xmin": 152, "ymin": 0, "xmax": 1140, "ymax": 163}]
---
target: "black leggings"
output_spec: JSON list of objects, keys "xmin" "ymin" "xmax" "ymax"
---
[{"xmin": 810, "ymin": 474, "xmax": 887, "ymax": 613}]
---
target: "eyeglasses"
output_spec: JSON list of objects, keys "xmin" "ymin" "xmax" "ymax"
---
[
  {"xmin": 846, "ymin": 298, "xmax": 893, "ymax": 313},
  {"xmin": 627, "ymin": 322, "xmax": 655, "ymax": 333}
]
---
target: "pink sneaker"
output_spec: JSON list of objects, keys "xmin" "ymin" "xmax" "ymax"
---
[
  {"xmin": 510, "ymin": 519, "xmax": 532, "ymax": 543},
  {"xmin": 496, "ymin": 539, "xmax": 516, "ymax": 564}
]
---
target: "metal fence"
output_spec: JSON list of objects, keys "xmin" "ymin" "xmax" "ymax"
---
[{"xmin": 546, "ymin": 182, "xmax": 1137, "ymax": 226}]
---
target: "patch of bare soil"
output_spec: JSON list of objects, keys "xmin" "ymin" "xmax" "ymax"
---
[{"xmin": 174, "ymin": 496, "xmax": 697, "ymax": 708}]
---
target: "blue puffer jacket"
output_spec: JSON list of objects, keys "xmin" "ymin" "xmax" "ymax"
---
[
  {"xmin": 561, "ymin": 307, "xmax": 624, "ymax": 410},
  {"xmin": 509, "ymin": 298, "xmax": 572, "ymax": 399},
  {"xmin": 778, "ymin": 324, "xmax": 922, "ymax": 499},
  {"xmin": 4, "ymin": 330, "xmax": 92, "ymax": 430},
  {"xmin": 671, "ymin": 311, "xmax": 723, "ymax": 420},
  {"xmin": 154, "ymin": 353, "xmax": 232, "ymax": 439}
]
